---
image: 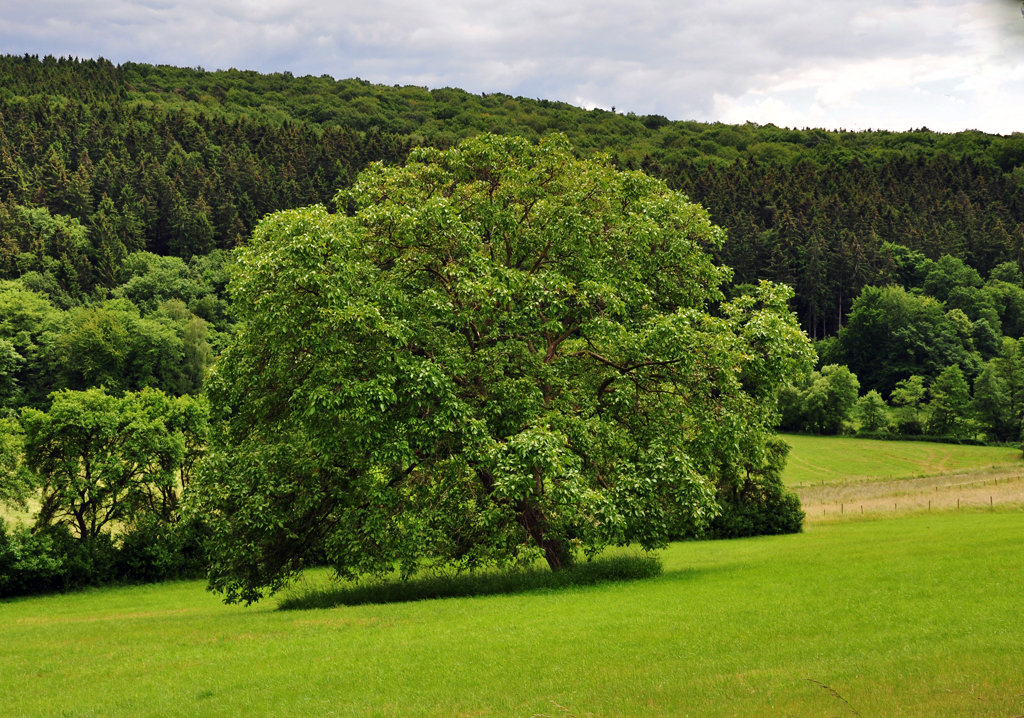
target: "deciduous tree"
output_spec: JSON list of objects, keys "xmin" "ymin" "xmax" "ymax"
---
[{"xmin": 195, "ymin": 134, "xmax": 812, "ymax": 604}]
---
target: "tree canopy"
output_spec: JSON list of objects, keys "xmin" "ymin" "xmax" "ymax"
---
[{"xmin": 194, "ymin": 134, "xmax": 812, "ymax": 604}]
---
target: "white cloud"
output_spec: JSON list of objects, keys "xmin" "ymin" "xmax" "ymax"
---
[{"xmin": 0, "ymin": 0, "xmax": 1022, "ymax": 132}]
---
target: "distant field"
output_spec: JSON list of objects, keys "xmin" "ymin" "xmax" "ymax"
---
[
  {"xmin": 782, "ymin": 434, "xmax": 1022, "ymax": 486},
  {"xmin": 2, "ymin": 512, "xmax": 1023, "ymax": 717}
]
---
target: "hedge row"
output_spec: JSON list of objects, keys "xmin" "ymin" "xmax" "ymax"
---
[{"xmin": 0, "ymin": 517, "xmax": 208, "ymax": 599}]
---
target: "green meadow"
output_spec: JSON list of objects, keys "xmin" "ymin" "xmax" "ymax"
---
[
  {"xmin": 782, "ymin": 434, "xmax": 1023, "ymax": 486},
  {"xmin": 2, "ymin": 511, "xmax": 1022, "ymax": 717}
]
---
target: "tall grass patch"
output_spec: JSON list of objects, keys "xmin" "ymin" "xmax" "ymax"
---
[{"xmin": 280, "ymin": 554, "xmax": 662, "ymax": 609}]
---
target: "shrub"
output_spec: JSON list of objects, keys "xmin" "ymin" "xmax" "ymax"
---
[
  {"xmin": 705, "ymin": 435, "xmax": 805, "ymax": 539},
  {"xmin": 115, "ymin": 517, "xmax": 209, "ymax": 583},
  {"xmin": 0, "ymin": 517, "xmax": 209, "ymax": 599}
]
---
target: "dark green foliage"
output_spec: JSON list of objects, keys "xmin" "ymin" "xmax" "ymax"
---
[
  {"xmin": 113, "ymin": 516, "xmax": 209, "ymax": 584},
  {"xmin": 706, "ymin": 436, "xmax": 804, "ymax": 539},
  {"xmin": 277, "ymin": 554, "xmax": 662, "ymax": 610},
  {"xmin": 972, "ymin": 319, "xmax": 1001, "ymax": 359},
  {"xmin": 777, "ymin": 364, "xmax": 860, "ymax": 434},
  {"xmin": 851, "ymin": 432, "xmax": 988, "ymax": 446},
  {"xmin": 0, "ymin": 522, "xmax": 116, "ymax": 597},
  {"xmin": 2, "ymin": 55, "xmax": 1024, "ymax": 346},
  {"xmin": 3, "ymin": 55, "xmax": 1024, "ymax": 343},
  {"xmin": 0, "ymin": 517, "xmax": 208, "ymax": 598},
  {"xmin": 833, "ymin": 285, "xmax": 979, "ymax": 396}
]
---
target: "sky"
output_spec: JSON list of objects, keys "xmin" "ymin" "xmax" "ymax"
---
[{"xmin": 2, "ymin": 0, "xmax": 1023, "ymax": 134}]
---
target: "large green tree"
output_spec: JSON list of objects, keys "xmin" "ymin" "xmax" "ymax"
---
[
  {"xmin": 831, "ymin": 285, "xmax": 980, "ymax": 396},
  {"xmin": 16, "ymin": 387, "xmax": 206, "ymax": 540},
  {"xmin": 195, "ymin": 134, "xmax": 811, "ymax": 604}
]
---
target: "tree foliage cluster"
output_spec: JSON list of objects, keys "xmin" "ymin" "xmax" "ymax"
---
[
  {"xmin": 0, "ymin": 386, "xmax": 208, "ymax": 597},
  {"xmin": 781, "ymin": 349, "xmax": 1024, "ymax": 444},
  {"xmin": 4, "ymin": 54, "xmax": 1024, "ymax": 598},
  {"xmin": 3, "ymin": 54, "xmax": 1024, "ymax": 342},
  {"xmin": 0, "ymin": 86, "xmax": 408, "ymax": 303},
  {"xmin": 661, "ymin": 156, "xmax": 1024, "ymax": 338},
  {"xmin": 195, "ymin": 135, "xmax": 811, "ymax": 603},
  {"xmin": 773, "ymin": 247, "xmax": 1024, "ymax": 442},
  {"xmin": 0, "ymin": 250, "xmax": 229, "ymax": 410}
]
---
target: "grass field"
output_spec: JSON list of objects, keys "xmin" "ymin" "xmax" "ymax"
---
[
  {"xmin": 2, "ymin": 511, "xmax": 1023, "ymax": 717},
  {"xmin": 782, "ymin": 434, "xmax": 1023, "ymax": 486}
]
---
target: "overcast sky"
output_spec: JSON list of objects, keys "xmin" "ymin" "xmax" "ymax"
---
[{"xmin": 2, "ymin": 0, "xmax": 1023, "ymax": 133}]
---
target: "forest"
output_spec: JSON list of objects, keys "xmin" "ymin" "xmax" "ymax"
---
[{"xmin": 2, "ymin": 54, "xmax": 1024, "ymax": 597}]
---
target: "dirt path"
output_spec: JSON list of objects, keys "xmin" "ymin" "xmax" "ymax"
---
[{"xmin": 795, "ymin": 464, "xmax": 1024, "ymax": 522}]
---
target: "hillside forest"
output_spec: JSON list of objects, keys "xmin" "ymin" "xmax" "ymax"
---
[{"xmin": 2, "ymin": 54, "xmax": 1024, "ymax": 596}]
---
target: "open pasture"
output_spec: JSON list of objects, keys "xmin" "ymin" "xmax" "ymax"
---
[
  {"xmin": 782, "ymin": 434, "xmax": 1022, "ymax": 486},
  {"xmin": 2, "ymin": 512, "xmax": 1023, "ymax": 717},
  {"xmin": 798, "ymin": 463, "xmax": 1024, "ymax": 522}
]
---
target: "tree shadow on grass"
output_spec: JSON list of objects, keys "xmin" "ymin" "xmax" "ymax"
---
[{"xmin": 277, "ymin": 554, "xmax": 662, "ymax": 610}]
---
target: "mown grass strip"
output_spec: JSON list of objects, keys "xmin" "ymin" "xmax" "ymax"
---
[
  {"xmin": 782, "ymin": 433, "xmax": 1022, "ymax": 485},
  {"xmin": 2, "ymin": 513, "xmax": 1022, "ymax": 717},
  {"xmin": 279, "ymin": 554, "xmax": 662, "ymax": 610}
]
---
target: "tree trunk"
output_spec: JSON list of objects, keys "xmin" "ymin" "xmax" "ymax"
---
[{"xmin": 517, "ymin": 501, "xmax": 573, "ymax": 571}]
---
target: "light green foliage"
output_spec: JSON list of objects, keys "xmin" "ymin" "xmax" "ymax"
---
[
  {"xmin": 855, "ymin": 389, "xmax": 889, "ymax": 432},
  {"xmin": 6, "ymin": 206, "xmax": 92, "ymax": 308},
  {"xmin": 972, "ymin": 337, "xmax": 1024, "ymax": 442},
  {"xmin": 922, "ymin": 254, "xmax": 984, "ymax": 302},
  {"xmin": 988, "ymin": 261, "xmax": 1023, "ymax": 286},
  {"xmin": 114, "ymin": 252, "xmax": 207, "ymax": 314},
  {"xmin": 0, "ymin": 264, "xmax": 223, "ymax": 404},
  {"xmin": 891, "ymin": 375, "xmax": 927, "ymax": 434},
  {"xmin": 0, "ymin": 282, "xmax": 62, "ymax": 408},
  {"xmin": 0, "ymin": 416, "xmax": 29, "ymax": 507},
  {"xmin": 196, "ymin": 133, "xmax": 811, "ymax": 603},
  {"xmin": 946, "ymin": 286, "xmax": 1002, "ymax": 339},
  {"xmin": 1, "ymin": 514, "xmax": 1022, "ymax": 717},
  {"xmin": 18, "ymin": 387, "xmax": 207, "ymax": 539},
  {"xmin": 928, "ymin": 365, "xmax": 973, "ymax": 437},
  {"xmin": 52, "ymin": 299, "xmax": 184, "ymax": 395},
  {"xmin": 883, "ymin": 242, "xmax": 934, "ymax": 290},
  {"xmin": 778, "ymin": 364, "xmax": 860, "ymax": 435},
  {"xmin": 0, "ymin": 338, "xmax": 24, "ymax": 400}
]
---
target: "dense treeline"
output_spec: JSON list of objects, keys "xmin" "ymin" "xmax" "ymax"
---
[
  {"xmin": 661, "ymin": 154, "xmax": 1024, "ymax": 338},
  {"xmin": 0, "ymin": 93, "xmax": 408, "ymax": 304},
  {"xmin": 3, "ymin": 54, "xmax": 1024, "ymax": 336},
  {"xmin": 780, "ymin": 249, "xmax": 1024, "ymax": 442}
]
